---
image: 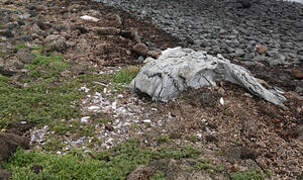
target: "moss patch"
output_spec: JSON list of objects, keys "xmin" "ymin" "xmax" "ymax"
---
[
  {"xmin": 2, "ymin": 140, "xmax": 201, "ymax": 180},
  {"xmin": 0, "ymin": 77, "xmax": 84, "ymax": 128},
  {"xmin": 231, "ymin": 169, "xmax": 264, "ymax": 180}
]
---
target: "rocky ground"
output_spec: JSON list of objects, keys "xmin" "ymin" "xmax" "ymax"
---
[
  {"xmin": 95, "ymin": 0, "xmax": 303, "ymax": 95},
  {"xmin": 0, "ymin": 0, "xmax": 302, "ymax": 179}
]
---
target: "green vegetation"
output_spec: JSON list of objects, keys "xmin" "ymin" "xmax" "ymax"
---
[
  {"xmin": 155, "ymin": 135, "xmax": 170, "ymax": 144},
  {"xmin": 187, "ymin": 135, "xmax": 198, "ymax": 143},
  {"xmin": 231, "ymin": 169, "xmax": 264, "ymax": 180},
  {"xmin": 189, "ymin": 159, "xmax": 224, "ymax": 173},
  {"xmin": 102, "ymin": 66, "xmax": 139, "ymax": 91},
  {"xmin": 112, "ymin": 67, "xmax": 139, "ymax": 84},
  {"xmin": 2, "ymin": 140, "xmax": 201, "ymax": 180},
  {"xmin": 25, "ymin": 50, "xmax": 69, "ymax": 78},
  {"xmin": 0, "ymin": 76, "xmax": 83, "ymax": 128},
  {"xmin": 150, "ymin": 171, "xmax": 166, "ymax": 180},
  {"xmin": 15, "ymin": 43, "xmax": 27, "ymax": 50}
]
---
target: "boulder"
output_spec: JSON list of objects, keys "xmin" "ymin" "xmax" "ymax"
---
[
  {"xmin": 132, "ymin": 43, "xmax": 149, "ymax": 57},
  {"xmin": 16, "ymin": 48, "xmax": 36, "ymax": 64},
  {"xmin": 130, "ymin": 47, "xmax": 286, "ymax": 106},
  {"xmin": 0, "ymin": 133, "xmax": 29, "ymax": 162},
  {"xmin": 45, "ymin": 35, "xmax": 67, "ymax": 52}
]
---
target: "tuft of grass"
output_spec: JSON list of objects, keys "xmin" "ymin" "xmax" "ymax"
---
[
  {"xmin": 112, "ymin": 67, "xmax": 139, "ymax": 84},
  {"xmin": 25, "ymin": 53, "xmax": 69, "ymax": 78},
  {"xmin": 2, "ymin": 140, "xmax": 201, "ymax": 180},
  {"xmin": 187, "ymin": 135, "xmax": 198, "ymax": 143},
  {"xmin": 101, "ymin": 67, "xmax": 139, "ymax": 91},
  {"xmin": 155, "ymin": 135, "xmax": 170, "ymax": 144},
  {"xmin": 15, "ymin": 43, "xmax": 27, "ymax": 50},
  {"xmin": 231, "ymin": 169, "xmax": 264, "ymax": 180},
  {"xmin": 150, "ymin": 171, "xmax": 166, "ymax": 180},
  {"xmin": 189, "ymin": 159, "xmax": 224, "ymax": 173}
]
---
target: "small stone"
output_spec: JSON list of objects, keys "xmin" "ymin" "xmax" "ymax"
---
[
  {"xmin": 255, "ymin": 45, "xmax": 268, "ymax": 54},
  {"xmin": 80, "ymin": 116, "xmax": 90, "ymax": 124},
  {"xmin": 292, "ymin": 67, "xmax": 303, "ymax": 79},
  {"xmin": 16, "ymin": 48, "xmax": 36, "ymax": 64},
  {"xmin": 45, "ymin": 35, "xmax": 67, "ymax": 52},
  {"xmin": 105, "ymin": 124, "xmax": 114, "ymax": 131},
  {"xmin": 20, "ymin": 121, "xmax": 27, "ymax": 125},
  {"xmin": 133, "ymin": 43, "xmax": 148, "ymax": 56},
  {"xmin": 143, "ymin": 119, "xmax": 152, "ymax": 123},
  {"xmin": 137, "ymin": 56, "xmax": 145, "ymax": 62},
  {"xmin": 120, "ymin": 29, "xmax": 141, "ymax": 43},
  {"xmin": 88, "ymin": 106, "xmax": 100, "ymax": 111},
  {"xmin": 80, "ymin": 15, "xmax": 99, "ymax": 22},
  {"xmin": 36, "ymin": 21, "xmax": 49, "ymax": 31},
  {"xmin": 219, "ymin": 97, "xmax": 224, "ymax": 105},
  {"xmin": 235, "ymin": 49, "xmax": 245, "ymax": 57},
  {"xmin": 147, "ymin": 50, "xmax": 162, "ymax": 59}
]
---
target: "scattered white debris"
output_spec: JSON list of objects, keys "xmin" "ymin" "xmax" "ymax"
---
[
  {"xmin": 197, "ymin": 133, "xmax": 202, "ymax": 138},
  {"xmin": 79, "ymin": 86, "xmax": 90, "ymax": 93},
  {"xmin": 112, "ymin": 101, "xmax": 117, "ymax": 110},
  {"xmin": 220, "ymin": 97, "xmax": 225, "ymax": 105},
  {"xmin": 143, "ymin": 119, "xmax": 152, "ymax": 123},
  {"xmin": 88, "ymin": 105, "xmax": 100, "ymax": 111},
  {"xmin": 80, "ymin": 15, "xmax": 99, "ymax": 22},
  {"xmin": 20, "ymin": 121, "xmax": 27, "ymax": 124},
  {"xmin": 81, "ymin": 116, "xmax": 90, "ymax": 123},
  {"xmin": 30, "ymin": 125, "xmax": 49, "ymax": 145},
  {"xmin": 168, "ymin": 112, "xmax": 173, "ymax": 119},
  {"xmin": 244, "ymin": 93, "xmax": 253, "ymax": 97}
]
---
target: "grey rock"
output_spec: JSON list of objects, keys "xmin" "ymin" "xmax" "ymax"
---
[
  {"xmin": 45, "ymin": 35, "xmax": 67, "ymax": 52},
  {"xmin": 235, "ymin": 48, "xmax": 245, "ymax": 57},
  {"xmin": 130, "ymin": 47, "xmax": 286, "ymax": 106},
  {"xmin": 16, "ymin": 48, "xmax": 36, "ymax": 64},
  {"xmin": 0, "ymin": 57, "xmax": 23, "ymax": 76}
]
